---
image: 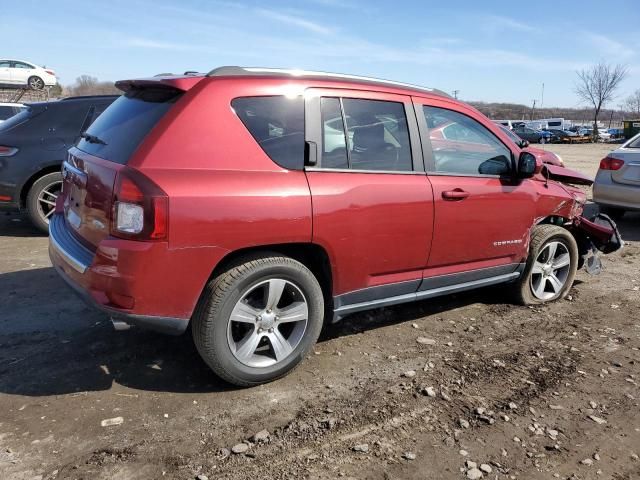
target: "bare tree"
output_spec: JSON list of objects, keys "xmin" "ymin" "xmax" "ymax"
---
[
  {"xmin": 625, "ymin": 89, "xmax": 640, "ymax": 117},
  {"xmin": 575, "ymin": 62, "xmax": 628, "ymax": 138},
  {"xmin": 63, "ymin": 75, "xmax": 120, "ymax": 97}
]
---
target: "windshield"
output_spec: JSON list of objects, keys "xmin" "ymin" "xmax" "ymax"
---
[{"xmin": 76, "ymin": 88, "xmax": 182, "ymax": 164}]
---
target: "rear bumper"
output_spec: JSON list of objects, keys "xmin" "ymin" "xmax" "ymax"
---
[
  {"xmin": 593, "ymin": 172, "xmax": 640, "ymax": 211},
  {"xmin": 48, "ymin": 213, "xmax": 189, "ymax": 335}
]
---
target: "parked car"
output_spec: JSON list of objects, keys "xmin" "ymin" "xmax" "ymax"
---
[
  {"xmin": 0, "ymin": 102, "xmax": 26, "ymax": 123},
  {"xmin": 497, "ymin": 125, "xmax": 563, "ymax": 166},
  {"xmin": 549, "ymin": 129, "xmax": 578, "ymax": 142},
  {"xmin": 512, "ymin": 125, "xmax": 549, "ymax": 144},
  {"xmin": 539, "ymin": 129, "xmax": 560, "ymax": 143},
  {"xmin": 48, "ymin": 67, "xmax": 621, "ymax": 386},
  {"xmin": 0, "ymin": 95, "xmax": 118, "ymax": 231},
  {"xmin": 595, "ymin": 128, "xmax": 612, "ymax": 141},
  {"xmin": 0, "ymin": 59, "xmax": 57, "ymax": 90},
  {"xmin": 593, "ymin": 132, "xmax": 640, "ymax": 219}
]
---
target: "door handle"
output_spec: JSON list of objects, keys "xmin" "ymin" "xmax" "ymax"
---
[{"xmin": 442, "ymin": 189, "xmax": 470, "ymax": 201}]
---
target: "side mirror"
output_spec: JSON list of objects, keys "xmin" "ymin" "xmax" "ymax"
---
[
  {"xmin": 517, "ymin": 152, "xmax": 538, "ymax": 178},
  {"xmin": 518, "ymin": 140, "xmax": 530, "ymax": 148}
]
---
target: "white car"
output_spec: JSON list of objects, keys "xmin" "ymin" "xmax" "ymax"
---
[
  {"xmin": 0, "ymin": 102, "xmax": 26, "ymax": 122},
  {"xmin": 596, "ymin": 128, "xmax": 612, "ymax": 141},
  {"xmin": 0, "ymin": 59, "xmax": 57, "ymax": 90}
]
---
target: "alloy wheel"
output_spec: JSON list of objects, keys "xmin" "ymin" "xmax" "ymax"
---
[
  {"xmin": 36, "ymin": 180, "xmax": 62, "ymax": 225},
  {"xmin": 227, "ymin": 278, "xmax": 308, "ymax": 368},
  {"xmin": 530, "ymin": 241, "xmax": 571, "ymax": 300}
]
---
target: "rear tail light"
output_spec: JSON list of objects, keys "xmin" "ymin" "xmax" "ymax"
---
[
  {"xmin": 111, "ymin": 167, "xmax": 168, "ymax": 240},
  {"xmin": 45, "ymin": 69, "xmax": 55, "ymax": 76},
  {"xmin": 599, "ymin": 156, "xmax": 624, "ymax": 171},
  {"xmin": 0, "ymin": 146, "xmax": 18, "ymax": 157}
]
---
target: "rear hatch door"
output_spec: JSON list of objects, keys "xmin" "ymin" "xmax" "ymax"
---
[{"xmin": 62, "ymin": 82, "xmax": 189, "ymax": 249}]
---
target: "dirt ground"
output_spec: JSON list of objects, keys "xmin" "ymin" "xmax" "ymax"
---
[{"xmin": 1, "ymin": 143, "xmax": 639, "ymax": 480}]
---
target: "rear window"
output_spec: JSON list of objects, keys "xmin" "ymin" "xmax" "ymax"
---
[
  {"xmin": 76, "ymin": 88, "xmax": 182, "ymax": 165},
  {"xmin": 0, "ymin": 106, "xmax": 31, "ymax": 131},
  {"xmin": 231, "ymin": 96, "xmax": 304, "ymax": 170},
  {"xmin": 628, "ymin": 135, "xmax": 640, "ymax": 148}
]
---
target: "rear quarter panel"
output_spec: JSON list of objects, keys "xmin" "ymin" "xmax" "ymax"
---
[{"xmin": 129, "ymin": 78, "xmax": 313, "ymax": 307}]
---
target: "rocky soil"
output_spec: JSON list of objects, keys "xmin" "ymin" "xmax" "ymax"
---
[{"xmin": 0, "ymin": 144, "xmax": 638, "ymax": 480}]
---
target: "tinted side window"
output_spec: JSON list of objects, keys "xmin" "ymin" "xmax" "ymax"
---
[
  {"xmin": 423, "ymin": 106, "xmax": 512, "ymax": 176},
  {"xmin": 342, "ymin": 98, "xmax": 412, "ymax": 172},
  {"xmin": 321, "ymin": 97, "xmax": 349, "ymax": 169},
  {"xmin": 232, "ymin": 96, "xmax": 304, "ymax": 170},
  {"xmin": 0, "ymin": 106, "xmax": 16, "ymax": 121}
]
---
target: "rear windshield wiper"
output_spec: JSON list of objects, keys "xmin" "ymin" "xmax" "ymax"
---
[{"xmin": 80, "ymin": 132, "xmax": 107, "ymax": 145}]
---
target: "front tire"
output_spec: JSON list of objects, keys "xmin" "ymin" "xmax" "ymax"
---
[
  {"xmin": 192, "ymin": 255, "xmax": 324, "ymax": 386},
  {"xmin": 26, "ymin": 172, "xmax": 63, "ymax": 233},
  {"xmin": 512, "ymin": 225, "xmax": 578, "ymax": 305},
  {"xmin": 28, "ymin": 76, "xmax": 45, "ymax": 90}
]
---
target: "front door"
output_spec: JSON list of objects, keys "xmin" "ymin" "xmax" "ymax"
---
[
  {"xmin": 414, "ymin": 98, "xmax": 537, "ymax": 275},
  {"xmin": 0, "ymin": 60, "xmax": 13, "ymax": 84},
  {"xmin": 304, "ymin": 89, "xmax": 435, "ymax": 304}
]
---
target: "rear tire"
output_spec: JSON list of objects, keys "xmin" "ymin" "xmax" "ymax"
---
[
  {"xmin": 26, "ymin": 172, "xmax": 62, "ymax": 233},
  {"xmin": 28, "ymin": 76, "xmax": 44, "ymax": 90},
  {"xmin": 511, "ymin": 225, "xmax": 578, "ymax": 305},
  {"xmin": 192, "ymin": 254, "xmax": 324, "ymax": 386}
]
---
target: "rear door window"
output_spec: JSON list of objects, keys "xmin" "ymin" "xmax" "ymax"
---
[
  {"xmin": 232, "ymin": 96, "xmax": 305, "ymax": 170},
  {"xmin": 77, "ymin": 88, "xmax": 182, "ymax": 165},
  {"xmin": 319, "ymin": 97, "xmax": 413, "ymax": 172}
]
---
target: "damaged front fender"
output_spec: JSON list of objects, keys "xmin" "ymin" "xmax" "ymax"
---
[
  {"xmin": 571, "ymin": 213, "xmax": 623, "ymax": 275},
  {"xmin": 574, "ymin": 213, "xmax": 623, "ymax": 254}
]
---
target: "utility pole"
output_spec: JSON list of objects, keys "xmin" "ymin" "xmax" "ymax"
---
[
  {"xmin": 541, "ymin": 82, "xmax": 544, "ymax": 109},
  {"xmin": 530, "ymin": 99, "xmax": 536, "ymax": 121},
  {"xmin": 452, "ymin": 90, "xmax": 459, "ymax": 100}
]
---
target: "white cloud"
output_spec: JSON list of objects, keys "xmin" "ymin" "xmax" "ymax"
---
[
  {"xmin": 481, "ymin": 14, "xmax": 536, "ymax": 33},
  {"xmin": 255, "ymin": 8, "xmax": 333, "ymax": 35},
  {"xmin": 584, "ymin": 32, "xmax": 635, "ymax": 58}
]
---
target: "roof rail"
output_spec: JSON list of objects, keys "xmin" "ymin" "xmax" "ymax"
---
[{"xmin": 206, "ymin": 66, "xmax": 450, "ymax": 98}]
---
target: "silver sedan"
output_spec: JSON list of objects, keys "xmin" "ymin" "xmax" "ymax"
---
[{"xmin": 594, "ymin": 133, "xmax": 640, "ymax": 218}]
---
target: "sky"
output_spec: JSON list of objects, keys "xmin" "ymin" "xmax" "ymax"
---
[{"xmin": 3, "ymin": 0, "xmax": 639, "ymax": 107}]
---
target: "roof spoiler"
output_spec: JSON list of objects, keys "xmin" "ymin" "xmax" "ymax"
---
[{"xmin": 115, "ymin": 76, "xmax": 203, "ymax": 93}]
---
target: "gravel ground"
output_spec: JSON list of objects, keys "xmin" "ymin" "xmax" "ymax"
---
[{"xmin": 0, "ymin": 143, "xmax": 638, "ymax": 480}]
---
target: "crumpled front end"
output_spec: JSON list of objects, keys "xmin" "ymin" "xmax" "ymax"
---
[{"xmin": 571, "ymin": 213, "xmax": 623, "ymax": 274}]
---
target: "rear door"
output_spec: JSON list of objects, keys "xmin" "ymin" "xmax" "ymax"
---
[
  {"xmin": 414, "ymin": 97, "xmax": 537, "ymax": 273},
  {"xmin": 10, "ymin": 61, "xmax": 33, "ymax": 85},
  {"xmin": 304, "ymin": 88, "xmax": 434, "ymax": 301}
]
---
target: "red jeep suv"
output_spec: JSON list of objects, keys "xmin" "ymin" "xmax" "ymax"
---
[{"xmin": 49, "ymin": 67, "xmax": 621, "ymax": 386}]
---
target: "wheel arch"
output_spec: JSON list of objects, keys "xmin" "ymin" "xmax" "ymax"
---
[
  {"xmin": 207, "ymin": 242, "xmax": 333, "ymax": 307},
  {"xmin": 534, "ymin": 215, "xmax": 589, "ymax": 269},
  {"xmin": 19, "ymin": 165, "xmax": 62, "ymax": 208}
]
